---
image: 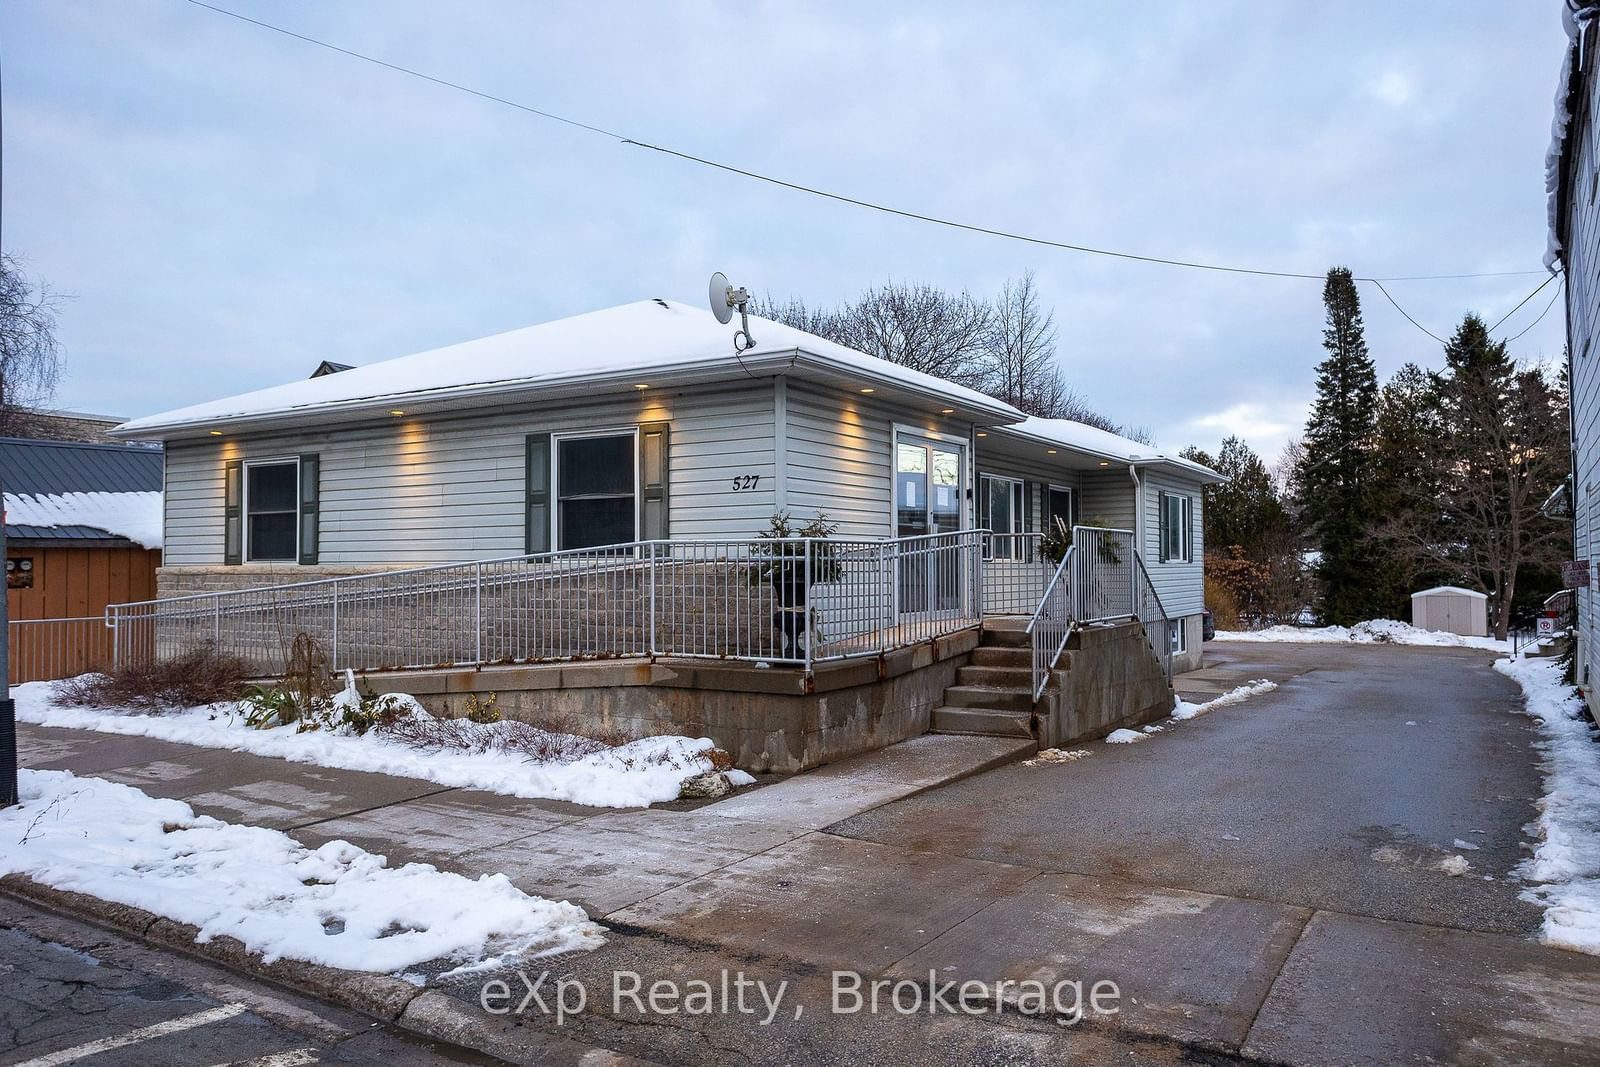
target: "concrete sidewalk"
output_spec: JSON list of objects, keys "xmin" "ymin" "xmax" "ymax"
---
[{"xmin": 16, "ymin": 724, "xmax": 1031, "ymax": 919}]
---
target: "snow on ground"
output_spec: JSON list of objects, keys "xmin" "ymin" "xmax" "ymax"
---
[
  {"xmin": 1172, "ymin": 679, "xmax": 1278, "ymax": 721},
  {"xmin": 1104, "ymin": 728, "xmax": 1148, "ymax": 744},
  {"xmin": 13, "ymin": 680, "xmax": 731, "ymax": 809},
  {"xmin": 1493, "ymin": 655, "xmax": 1600, "ymax": 955},
  {"xmin": 2, "ymin": 491, "xmax": 163, "ymax": 549},
  {"xmin": 0, "ymin": 769, "xmax": 603, "ymax": 973},
  {"xmin": 1216, "ymin": 619, "xmax": 1508, "ymax": 652}
]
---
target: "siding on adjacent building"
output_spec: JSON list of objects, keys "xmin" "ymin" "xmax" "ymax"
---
[
  {"xmin": 163, "ymin": 385, "xmax": 777, "ymax": 567},
  {"xmin": 1140, "ymin": 469, "xmax": 1206, "ymax": 619},
  {"xmin": 1561, "ymin": 19, "xmax": 1600, "ymax": 685}
]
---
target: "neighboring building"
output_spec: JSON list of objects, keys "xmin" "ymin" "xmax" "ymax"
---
[
  {"xmin": 1, "ymin": 408, "xmax": 133, "ymax": 445},
  {"xmin": 3, "ymin": 437, "xmax": 164, "ymax": 683},
  {"xmin": 1549, "ymin": 2, "xmax": 1600, "ymax": 688},
  {"xmin": 112, "ymin": 299, "xmax": 1220, "ymax": 671}
]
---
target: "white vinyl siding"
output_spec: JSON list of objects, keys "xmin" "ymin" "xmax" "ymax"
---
[
  {"xmin": 161, "ymin": 385, "xmax": 776, "ymax": 567},
  {"xmin": 1142, "ymin": 470, "xmax": 1206, "ymax": 618},
  {"xmin": 1078, "ymin": 469, "xmax": 1138, "ymax": 531},
  {"xmin": 1566, "ymin": 31, "xmax": 1600, "ymax": 684}
]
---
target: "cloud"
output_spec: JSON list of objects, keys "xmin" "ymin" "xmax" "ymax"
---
[{"xmin": 1370, "ymin": 70, "xmax": 1416, "ymax": 107}]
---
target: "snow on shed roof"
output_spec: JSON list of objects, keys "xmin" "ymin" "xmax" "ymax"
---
[
  {"xmin": 1410, "ymin": 586, "xmax": 1488, "ymax": 600},
  {"xmin": 115, "ymin": 300, "xmax": 1025, "ymax": 438},
  {"xmin": 996, "ymin": 416, "xmax": 1225, "ymax": 482}
]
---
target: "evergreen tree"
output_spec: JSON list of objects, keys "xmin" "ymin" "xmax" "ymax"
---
[
  {"xmin": 1369, "ymin": 363, "xmax": 1447, "ymax": 617},
  {"xmin": 1389, "ymin": 315, "xmax": 1569, "ymax": 638},
  {"xmin": 1295, "ymin": 267, "xmax": 1382, "ymax": 625},
  {"xmin": 1183, "ymin": 437, "xmax": 1288, "ymax": 559}
]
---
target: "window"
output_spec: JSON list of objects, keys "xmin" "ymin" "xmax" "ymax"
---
[
  {"xmin": 1158, "ymin": 491, "xmax": 1192, "ymax": 563},
  {"xmin": 1170, "ymin": 622, "xmax": 1187, "ymax": 655},
  {"xmin": 555, "ymin": 432, "xmax": 637, "ymax": 550},
  {"xmin": 981, "ymin": 474, "xmax": 1024, "ymax": 559},
  {"xmin": 245, "ymin": 461, "xmax": 299, "ymax": 562},
  {"xmin": 1046, "ymin": 486, "xmax": 1074, "ymax": 536}
]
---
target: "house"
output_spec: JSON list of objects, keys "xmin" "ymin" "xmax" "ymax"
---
[
  {"xmin": 109, "ymin": 299, "xmax": 1219, "ymax": 768},
  {"xmin": 3, "ymin": 437, "xmax": 164, "ymax": 683},
  {"xmin": 1549, "ymin": 2, "xmax": 1600, "ymax": 689}
]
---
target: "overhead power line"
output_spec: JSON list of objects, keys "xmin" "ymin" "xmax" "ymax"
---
[{"xmin": 184, "ymin": 0, "xmax": 1547, "ymax": 289}]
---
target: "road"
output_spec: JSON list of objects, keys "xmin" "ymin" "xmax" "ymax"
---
[
  {"xmin": 833, "ymin": 641, "xmax": 1546, "ymax": 934},
  {"xmin": 0, "ymin": 896, "xmax": 493, "ymax": 1067}
]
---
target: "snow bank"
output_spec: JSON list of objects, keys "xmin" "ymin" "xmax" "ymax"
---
[
  {"xmin": 1216, "ymin": 619, "xmax": 1507, "ymax": 652},
  {"xmin": 0, "ymin": 769, "xmax": 603, "ymax": 972},
  {"xmin": 3, "ymin": 491, "xmax": 163, "ymax": 549},
  {"xmin": 1172, "ymin": 679, "xmax": 1278, "ymax": 721},
  {"xmin": 1493, "ymin": 656, "xmax": 1600, "ymax": 954},
  {"xmin": 14, "ymin": 681, "xmax": 725, "ymax": 809}
]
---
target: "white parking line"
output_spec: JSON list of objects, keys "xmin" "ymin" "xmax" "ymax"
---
[{"xmin": 11, "ymin": 1003, "xmax": 249, "ymax": 1067}]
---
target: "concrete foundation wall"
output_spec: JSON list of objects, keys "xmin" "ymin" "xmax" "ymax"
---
[
  {"xmin": 359, "ymin": 629, "xmax": 980, "ymax": 774},
  {"xmin": 1038, "ymin": 620, "xmax": 1175, "ymax": 747}
]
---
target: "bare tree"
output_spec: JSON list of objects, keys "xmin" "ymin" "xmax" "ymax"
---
[
  {"xmin": 0, "ymin": 253, "xmax": 64, "ymax": 434},
  {"xmin": 983, "ymin": 271, "xmax": 1060, "ymax": 413},
  {"xmin": 754, "ymin": 276, "xmax": 1151, "ymax": 437}
]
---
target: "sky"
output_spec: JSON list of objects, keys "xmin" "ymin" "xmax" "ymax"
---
[{"xmin": 3, "ymin": 1, "xmax": 1571, "ymax": 464}]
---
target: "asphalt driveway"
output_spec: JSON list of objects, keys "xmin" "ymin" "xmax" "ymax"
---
[{"xmin": 831, "ymin": 641, "xmax": 1546, "ymax": 935}]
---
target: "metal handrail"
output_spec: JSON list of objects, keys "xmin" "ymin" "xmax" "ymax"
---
[
  {"xmin": 105, "ymin": 530, "xmax": 995, "ymax": 678},
  {"xmin": 1133, "ymin": 552, "xmax": 1174, "ymax": 682},
  {"xmin": 1026, "ymin": 544, "xmax": 1078, "ymax": 701}
]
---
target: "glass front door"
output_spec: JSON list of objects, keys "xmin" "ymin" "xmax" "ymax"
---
[{"xmin": 896, "ymin": 436, "xmax": 965, "ymax": 614}]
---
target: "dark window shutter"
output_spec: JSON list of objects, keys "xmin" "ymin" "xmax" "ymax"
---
[
  {"xmin": 639, "ymin": 421, "xmax": 670, "ymax": 541},
  {"xmin": 526, "ymin": 433, "xmax": 551, "ymax": 554},
  {"xmin": 1157, "ymin": 491, "xmax": 1170, "ymax": 563},
  {"xmin": 298, "ymin": 454, "xmax": 320, "ymax": 565},
  {"xmin": 224, "ymin": 459, "xmax": 242, "ymax": 566},
  {"xmin": 1022, "ymin": 481, "xmax": 1037, "ymax": 533}
]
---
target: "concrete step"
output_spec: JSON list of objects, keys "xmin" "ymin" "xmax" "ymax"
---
[
  {"xmin": 957, "ymin": 664, "xmax": 1033, "ymax": 687},
  {"xmin": 942, "ymin": 684, "xmax": 1035, "ymax": 713},
  {"xmin": 979, "ymin": 622, "xmax": 1031, "ymax": 649},
  {"xmin": 930, "ymin": 706, "xmax": 1035, "ymax": 738},
  {"xmin": 971, "ymin": 646, "xmax": 1031, "ymax": 668}
]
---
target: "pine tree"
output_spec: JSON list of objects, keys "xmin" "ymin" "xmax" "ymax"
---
[
  {"xmin": 1369, "ymin": 363, "xmax": 1447, "ymax": 617},
  {"xmin": 1296, "ymin": 267, "xmax": 1382, "ymax": 625}
]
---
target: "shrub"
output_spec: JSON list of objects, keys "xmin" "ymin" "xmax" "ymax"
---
[
  {"xmin": 56, "ymin": 644, "xmax": 253, "ymax": 711},
  {"xmin": 464, "ymin": 693, "xmax": 501, "ymax": 724},
  {"xmin": 1204, "ymin": 573, "xmax": 1242, "ymax": 631}
]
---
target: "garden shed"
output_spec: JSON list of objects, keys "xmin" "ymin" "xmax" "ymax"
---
[{"xmin": 1409, "ymin": 586, "xmax": 1488, "ymax": 638}]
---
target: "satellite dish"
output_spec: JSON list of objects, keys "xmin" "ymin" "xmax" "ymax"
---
[
  {"xmin": 709, "ymin": 272, "xmax": 735, "ymax": 325},
  {"xmin": 708, "ymin": 272, "xmax": 755, "ymax": 351}
]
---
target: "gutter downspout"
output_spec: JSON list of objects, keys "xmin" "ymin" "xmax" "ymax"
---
[{"xmin": 1127, "ymin": 464, "xmax": 1143, "ymax": 551}]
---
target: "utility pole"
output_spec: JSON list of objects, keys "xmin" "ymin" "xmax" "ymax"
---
[{"xmin": 1, "ymin": 372, "xmax": 15, "ymax": 808}]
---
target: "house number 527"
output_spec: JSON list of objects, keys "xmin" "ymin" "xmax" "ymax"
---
[{"xmin": 731, "ymin": 474, "xmax": 761, "ymax": 492}]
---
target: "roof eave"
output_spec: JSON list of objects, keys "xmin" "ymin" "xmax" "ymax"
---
[{"xmin": 112, "ymin": 345, "xmax": 1024, "ymax": 441}]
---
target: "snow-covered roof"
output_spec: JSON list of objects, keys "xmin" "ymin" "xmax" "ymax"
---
[
  {"xmin": 1410, "ymin": 585, "xmax": 1487, "ymax": 600},
  {"xmin": 1547, "ymin": 3, "xmax": 1600, "ymax": 269},
  {"xmin": 114, "ymin": 299, "xmax": 1026, "ymax": 438},
  {"xmin": 4, "ymin": 491, "xmax": 163, "ymax": 549},
  {"xmin": 994, "ymin": 416, "xmax": 1225, "ymax": 482}
]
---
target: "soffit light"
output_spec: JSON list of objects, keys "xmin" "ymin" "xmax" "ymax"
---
[
  {"xmin": 940, "ymin": 408, "xmax": 955, "ymax": 414},
  {"xmin": 860, "ymin": 387, "xmax": 875, "ymax": 394},
  {"xmin": 390, "ymin": 410, "xmax": 406, "ymax": 416},
  {"xmin": 208, "ymin": 430, "xmax": 223, "ymax": 436},
  {"xmin": 635, "ymin": 384, "xmax": 650, "ymax": 390}
]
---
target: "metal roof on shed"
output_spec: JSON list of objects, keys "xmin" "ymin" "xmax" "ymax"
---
[{"xmin": 0, "ymin": 437, "xmax": 163, "ymax": 496}]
